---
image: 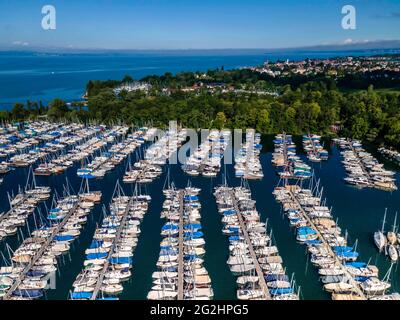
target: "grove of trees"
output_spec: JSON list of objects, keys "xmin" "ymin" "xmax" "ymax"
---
[{"xmin": 4, "ymin": 68, "xmax": 400, "ymax": 148}]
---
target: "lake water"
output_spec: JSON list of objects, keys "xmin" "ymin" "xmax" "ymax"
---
[
  {"xmin": 0, "ymin": 49, "xmax": 392, "ymax": 108},
  {"xmin": 0, "ymin": 135, "xmax": 399, "ymax": 300}
]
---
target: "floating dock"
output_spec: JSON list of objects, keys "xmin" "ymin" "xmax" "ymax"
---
[
  {"xmin": 2, "ymin": 201, "xmax": 79, "ymax": 300},
  {"xmin": 90, "ymin": 197, "xmax": 134, "ymax": 300},
  {"xmin": 177, "ymin": 190, "xmax": 184, "ymax": 300},
  {"xmin": 287, "ymin": 188, "xmax": 367, "ymax": 300}
]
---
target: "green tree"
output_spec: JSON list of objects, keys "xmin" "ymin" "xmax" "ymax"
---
[
  {"xmin": 12, "ymin": 103, "xmax": 26, "ymax": 120},
  {"xmin": 47, "ymin": 99, "xmax": 69, "ymax": 119},
  {"xmin": 214, "ymin": 112, "xmax": 227, "ymax": 129}
]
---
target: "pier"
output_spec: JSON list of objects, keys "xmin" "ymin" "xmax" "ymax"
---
[
  {"xmin": 229, "ymin": 190, "xmax": 272, "ymax": 300},
  {"xmin": 90, "ymin": 197, "xmax": 133, "ymax": 300},
  {"xmin": 348, "ymin": 142, "xmax": 372, "ymax": 182},
  {"xmin": 0, "ymin": 195, "xmax": 26, "ymax": 224},
  {"xmin": 177, "ymin": 190, "xmax": 184, "ymax": 300},
  {"xmin": 306, "ymin": 134, "xmax": 319, "ymax": 157},
  {"xmin": 287, "ymin": 187, "xmax": 367, "ymax": 300},
  {"xmin": 2, "ymin": 201, "xmax": 79, "ymax": 300}
]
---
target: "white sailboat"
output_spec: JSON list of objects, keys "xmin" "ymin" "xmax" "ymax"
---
[{"xmin": 374, "ymin": 208, "xmax": 387, "ymax": 252}]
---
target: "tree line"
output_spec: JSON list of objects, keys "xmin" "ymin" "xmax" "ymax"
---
[{"xmin": 3, "ymin": 68, "xmax": 400, "ymax": 148}]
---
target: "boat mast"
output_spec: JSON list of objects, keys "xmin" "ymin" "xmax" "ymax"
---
[
  {"xmin": 382, "ymin": 208, "xmax": 387, "ymax": 233},
  {"xmin": 392, "ymin": 211, "xmax": 397, "ymax": 233}
]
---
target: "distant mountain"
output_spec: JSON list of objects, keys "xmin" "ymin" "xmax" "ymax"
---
[
  {"xmin": 273, "ymin": 40, "xmax": 400, "ymax": 52},
  {"xmin": 0, "ymin": 40, "xmax": 399, "ymax": 55}
]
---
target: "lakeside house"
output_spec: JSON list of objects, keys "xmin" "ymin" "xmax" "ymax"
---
[{"xmin": 113, "ymin": 82, "xmax": 152, "ymax": 94}]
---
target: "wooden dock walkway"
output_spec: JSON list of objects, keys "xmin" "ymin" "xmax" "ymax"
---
[
  {"xmin": 177, "ymin": 190, "xmax": 184, "ymax": 300},
  {"xmin": 2, "ymin": 201, "xmax": 79, "ymax": 300},
  {"xmin": 90, "ymin": 197, "xmax": 133, "ymax": 300},
  {"xmin": 287, "ymin": 189, "xmax": 367, "ymax": 300},
  {"xmin": 229, "ymin": 190, "xmax": 272, "ymax": 300}
]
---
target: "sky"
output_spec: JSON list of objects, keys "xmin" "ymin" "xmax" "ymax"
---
[{"xmin": 0, "ymin": 0, "xmax": 399, "ymax": 50}]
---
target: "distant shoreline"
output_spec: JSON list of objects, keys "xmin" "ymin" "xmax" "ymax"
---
[
  {"xmin": 0, "ymin": 49, "xmax": 399, "ymax": 107},
  {"xmin": 1, "ymin": 42, "xmax": 400, "ymax": 55}
]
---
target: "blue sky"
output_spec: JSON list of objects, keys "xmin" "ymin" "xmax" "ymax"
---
[{"xmin": 0, "ymin": 0, "xmax": 399, "ymax": 50}]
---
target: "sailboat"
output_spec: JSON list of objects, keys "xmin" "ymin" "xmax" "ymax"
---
[
  {"xmin": 388, "ymin": 245, "xmax": 398, "ymax": 261},
  {"xmin": 387, "ymin": 212, "xmax": 398, "ymax": 245},
  {"xmin": 374, "ymin": 209, "xmax": 387, "ymax": 252}
]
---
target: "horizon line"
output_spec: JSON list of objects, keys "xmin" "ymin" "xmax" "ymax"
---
[{"xmin": 2, "ymin": 39, "xmax": 400, "ymax": 53}]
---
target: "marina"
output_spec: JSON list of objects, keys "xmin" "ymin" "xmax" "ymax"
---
[
  {"xmin": 1, "ymin": 0, "xmax": 400, "ymax": 308},
  {"xmin": 302, "ymin": 134, "xmax": 329, "ymax": 163},
  {"xmin": 76, "ymin": 126, "xmax": 130, "ymax": 179},
  {"xmin": 214, "ymin": 182, "xmax": 298, "ymax": 300},
  {"xmin": 272, "ymin": 133, "xmax": 312, "ymax": 180},
  {"xmin": 1, "ymin": 181, "xmax": 100, "ymax": 300},
  {"xmin": 182, "ymin": 129, "xmax": 230, "ymax": 177},
  {"xmin": 373, "ymin": 209, "xmax": 400, "ymax": 262},
  {"xmin": 273, "ymin": 180, "xmax": 394, "ymax": 299},
  {"xmin": 148, "ymin": 185, "xmax": 213, "ymax": 300},
  {"xmin": 234, "ymin": 130, "xmax": 264, "ymax": 179},
  {"xmin": 33, "ymin": 126, "xmax": 104, "ymax": 176},
  {"xmin": 7, "ymin": 123, "xmax": 89, "ymax": 169},
  {"xmin": 0, "ymin": 171, "xmax": 50, "ymax": 243},
  {"xmin": 70, "ymin": 182, "xmax": 149, "ymax": 300},
  {"xmin": 0, "ymin": 127, "xmax": 400, "ymax": 300},
  {"xmin": 378, "ymin": 147, "xmax": 400, "ymax": 166},
  {"xmin": 124, "ymin": 127, "xmax": 186, "ymax": 184},
  {"xmin": 336, "ymin": 138, "xmax": 397, "ymax": 191}
]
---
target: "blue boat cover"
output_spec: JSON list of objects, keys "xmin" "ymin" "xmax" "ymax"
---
[
  {"xmin": 86, "ymin": 252, "xmax": 108, "ymax": 259},
  {"xmin": 54, "ymin": 235, "xmax": 74, "ymax": 241},
  {"xmin": 12, "ymin": 289, "xmax": 43, "ymax": 298},
  {"xmin": 345, "ymin": 262, "xmax": 367, "ymax": 268},
  {"xmin": 223, "ymin": 209, "xmax": 236, "ymax": 216},
  {"xmin": 297, "ymin": 226, "xmax": 317, "ymax": 235},
  {"xmin": 265, "ymin": 274, "xmax": 289, "ymax": 282},
  {"xmin": 354, "ymin": 276, "xmax": 369, "ymax": 282},
  {"xmin": 333, "ymin": 246, "xmax": 353, "ymax": 252},
  {"xmin": 160, "ymin": 245, "xmax": 174, "ymax": 251},
  {"xmin": 184, "ymin": 195, "xmax": 198, "ymax": 201},
  {"xmin": 109, "ymin": 257, "xmax": 132, "ymax": 264},
  {"xmin": 162, "ymin": 223, "xmax": 178, "ymax": 231},
  {"xmin": 183, "ymin": 231, "xmax": 203, "ymax": 238},
  {"xmin": 269, "ymin": 287, "xmax": 294, "ymax": 295},
  {"xmin": 71, "ymin": 291, "xmax": 92, "ymax": 299},
  {"xmin": 184, "ymin": 223, "xmax": 202, "ymax": 230},
  {"xmin": 229, "ymin": 235, "xmax": 241, "ymax": 241},
  {"xmin": 89, "ymin": 240, "xmax": 103, "ymax": 249}
]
